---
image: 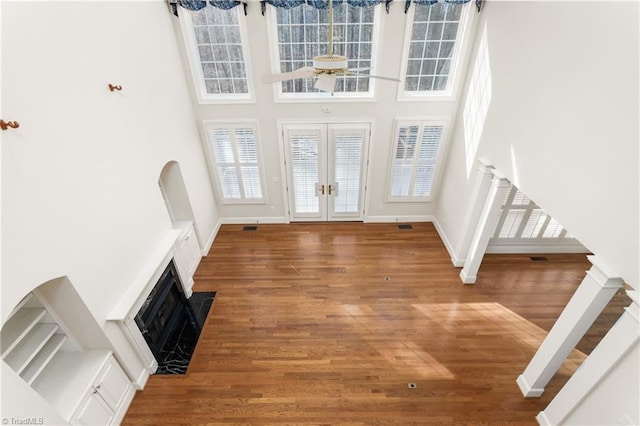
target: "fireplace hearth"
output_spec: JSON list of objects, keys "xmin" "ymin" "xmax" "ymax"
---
[{"xmin": 134, "ymin": 260, "xmax": 214, "ymax": 374}]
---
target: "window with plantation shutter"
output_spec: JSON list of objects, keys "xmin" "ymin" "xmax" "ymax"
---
[
  {"xmin": 204, "ymin": 121, "xmax": 265, "ymax": 203},
  {"xmin": 388, "ymin": 119, "xmax": 448, "ymax": 201}
]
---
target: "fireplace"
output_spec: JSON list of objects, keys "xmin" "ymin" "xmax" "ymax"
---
[{"xmin": 134, "ymin": 260, "xmax": 202, "ymax": 373}]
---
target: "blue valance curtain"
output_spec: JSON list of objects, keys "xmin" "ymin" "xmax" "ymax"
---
[
  {"xmin": 170, "ymin": 0, "xmax": 248, "ymax": 16},
  {"xmin": 404, "ymin": 0, "xmax": 483, "ymax": 13},
  {"xmin": 170, "ymin": 0, "xmax": 482, "ymax": 17},
  {"xmin": 260, "ymin": 0, "xmax": 394, "ymax": 15}
]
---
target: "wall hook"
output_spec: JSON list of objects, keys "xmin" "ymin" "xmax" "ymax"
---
[
  {"xmin": 0, "ymin": 119, "xmax": 20, "ymax": 130},
  {"xmin": 108, "ymin": 84, "xmax": 123, "ymax": 92}
]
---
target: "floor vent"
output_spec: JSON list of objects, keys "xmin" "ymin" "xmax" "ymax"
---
[
  {"xmin": 243, "ymin": 226, "xmax": 258, "ymax": 231},
  {"xmin": 398, "ymin": 224, "xmax": 413, "ymax": 230},
  {"xmin": 530, "ymin": 256, "xmax": 549, "ymax": 262}
]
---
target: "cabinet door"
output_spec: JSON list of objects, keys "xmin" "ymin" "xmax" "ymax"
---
[
  {"xmin": 73, "ymin": 392, "xmax": 113, "ymax": 425},
  {"xmin": 176, "ymin": 223, "xmax": 201, "ymax": 276},
  {"xmin": 183, "ymin": 226, "xmax": 201, "ymax": 275},
  {"xmin": 95, "ymin": 357, "xmax": 131, "ymax": 412}
]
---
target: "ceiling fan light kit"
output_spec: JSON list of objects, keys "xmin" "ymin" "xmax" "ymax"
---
[
  {"xmin": 312, "ymin": 54, "xmax": 349, "ymax": 71},
  {"xmin": 314, "ymin": 73, "xmax": 338, "ymax": 92}
]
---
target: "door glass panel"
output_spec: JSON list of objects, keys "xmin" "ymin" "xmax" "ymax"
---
[
  {"xmin": 332, "ymin": 132, "xmax": 364, "ymax": 215},
  {"xmin": 284, "ymin": 123, "xmax": 369, "ymax": 222},
  {"xmin": 290, "ymin": 133, "xmax": 320, "ymax": 215}
]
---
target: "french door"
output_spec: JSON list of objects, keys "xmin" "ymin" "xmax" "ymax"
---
[{"xmin": 283, "ymin": 122, "xmax": 371, "ymax": 221}]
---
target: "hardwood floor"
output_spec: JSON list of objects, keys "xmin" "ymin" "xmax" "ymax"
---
[{"xmin": 123, "ymin": 222, "xmax": 603, "ymax": 425}]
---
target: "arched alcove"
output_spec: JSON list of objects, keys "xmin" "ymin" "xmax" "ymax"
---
[
  {"xmin": 159, "ymin": 161, "xmax": 202, "ymax": 295},
  {"xmin": 159, "ymin": 161, "xmax": 200, "ymax": 240},
  {"xmin": 1, "ymin": 276, "xmax": 134, "ymax": 424}
]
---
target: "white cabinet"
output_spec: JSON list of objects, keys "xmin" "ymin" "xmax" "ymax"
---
[
  {"xmin": 70, "ymin": 355, "xmax": 133, "ymax": 425},
  {"xmin": 1, "ymin": 293, "xmax": 134, "ymax": 425},
  {"xmin": 174, "ymin": 221, "xmax": 202, "ymax": 292},
  {"xmin": 74, "ymin": 392, "xmax": 114, "ymax": 426}
]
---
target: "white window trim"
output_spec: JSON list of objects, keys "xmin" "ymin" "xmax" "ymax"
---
[
  {"xmin": 264, "ymin": 3, "xmax": 382, "ymax": 103},
  {"xmin": 386, "ymin": 117, "xmax": 451, "ymax": 203},
  {"xmin": 396, "ymin": 2, "xmax": 475, "ymax": 102},
  {"xmin": 179, "ymin": 6, "xmax": 256, "ymax": 104},
  {"xmin": 202, "ymin": 120, "xmax": 268, "ymax": 205}
]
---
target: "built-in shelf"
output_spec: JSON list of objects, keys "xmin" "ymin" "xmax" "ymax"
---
[
  {"xmin": 4, "ymin": 323, "xmax": 59, "ymax": 374},
  {"xmin": 2, "ymin": 291, "xmax": 135, "ymax": 425},
  {"xmin": 0, "ymin": 307, "xmax": 47, "ymax": 355},
  {"xmin": 21, "ymin": 334, "xmax": 67, "ymax": 385}
]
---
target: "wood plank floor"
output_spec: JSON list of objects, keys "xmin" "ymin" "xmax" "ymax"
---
[{"xmin": 123, "ymin": 222, "xmax": 599, "ymax": 425}]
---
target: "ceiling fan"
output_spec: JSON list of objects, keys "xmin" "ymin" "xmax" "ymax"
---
[{"xmin": 263, "ymin": 0, "xmax": 400, "ymax": 93}]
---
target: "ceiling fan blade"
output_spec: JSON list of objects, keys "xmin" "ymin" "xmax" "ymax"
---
[
  {"xmin": 314, "ymin": 73, "xmax": 337, "ymax": 93},
  {"xmin": 352, "ymin": 72, "xmax": 401, "ymax": 83},
  {"xmin": 347, "ymin": 67, "xmax": 371, "ymax": 73},
  {"xmin": 263, "ymin": 66, "xmax": 317, "ymax": 83}
]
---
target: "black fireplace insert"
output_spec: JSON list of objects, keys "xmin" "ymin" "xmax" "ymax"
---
[{"xmin": 134, "ymin": 260, "xmax": 203, "ymax": 374}]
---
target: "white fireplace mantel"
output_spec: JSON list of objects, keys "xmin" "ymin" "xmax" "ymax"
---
[{"xmin": 106, "ymin": 229, "xmax": 183, "ymax": 376}]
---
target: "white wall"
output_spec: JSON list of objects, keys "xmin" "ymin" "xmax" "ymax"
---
[
  {"xmin": 1, "ymin": 363, "xmax": 67, "ymax": 425},
  {"xmin": 563, "ymin": 342, "xmax": 639, "ymax": 425},
  {"xmin": 437, "ymin": 1, "xmax": 639, "ymax": 290},
  {"xmin": 1, "ymin": 0, "xmax": 218, "ymax": 419},
  {"xmin": 435, "ymin": 2, "xmax": 639, "ymax": 424},
  {"xmin": 172, "ymin": 1, "xmax": 478, "ymax": 222}
]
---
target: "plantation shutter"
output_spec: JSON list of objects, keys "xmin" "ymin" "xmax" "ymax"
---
[
  {"xmin": 390, "ymin": 120, "xmax": 445, "ymax": 200},
  {"xmin": 331, "ymin": 127, "xmax": 366, "ymax": 216},
  {"xmin": 207, "ymin": 122, "xmax": 265, "ymax": 202},
  {"xmin": 289, "ymin": 129, "xmax": 322, "ymax": 216},
  {"xmin": 413, "ymin": 125, "xmax": 442, "ymax": 196}
]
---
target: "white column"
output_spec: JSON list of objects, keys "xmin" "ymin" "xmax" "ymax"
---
[
  {"xmin": 459, "ymin": 172, "xmax": 511, "ymax": 284},
  {"xmin": 453, "ymin": 159, "xmax": 496, "ymax": 267},
  {"xmin": 536, "ymin": 293, "xmax": 639, "ymax": 425},
  {"xmin": 516, "ymin": 256, "xmax": 625, "ymax": 397}
]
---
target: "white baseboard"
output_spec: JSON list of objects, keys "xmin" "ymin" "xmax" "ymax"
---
[
  {"xmin": 432, "ymin": 217, "xmax": 465, "ymax": 267},
  {"xmin": 535, "ymin": 411, "xmax": 552, "ymax": 426},
  {"xmin": 134, "ymin": 367, "xmax": 150, "ymax": 390},
  {"xmin": 113, "ymin": 383, "xmax": 138, "ymax": 425},
  {"xmin": 202, "ymin": 217, "xmax": 289, "ymax": 257},
  {"xmin": 219, "ymin": 216, "xmax": 289, "ymax": 225},
  {"xmin": 516, "ymin": 375, "xmax": 545, "ymax": 398},
  {"xmin": 486, "ymin": 243, "xmax": 590, "ymax": 254},
  {"xmin": 459, "ymin": 269, "xmax": 477, "ymax": 284},
  {"xmin": 364, "ymin": 215, "xmax": 433, "ymax": 223},
  {"xmin": 202, "ymin": 220, "xmax": 221, "ymax": 257}
]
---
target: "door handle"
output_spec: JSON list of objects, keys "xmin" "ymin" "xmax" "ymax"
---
[
  {"xmin": 328, "ymin": 185, "xmax": 333, "ymax": 195},
  {"xmin": 319, "ymin": 184, "xmax": 325, "ymax": 195}
]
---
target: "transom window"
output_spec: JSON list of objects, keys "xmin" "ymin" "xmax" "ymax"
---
[
  {"xmin": 179, "ymin": 6, "xmax": 254, "ymax": 103},
  {"xmin": 204, "ymin": 121, "xmax": 266, "ymax": 203},
  {"xmin": 388, "ymin": 119, "xmax": 449, "ymax": 201},
  {"xmin": 270, "ymin": 3, "xmax": 379, "ymax": 98},
  {"xmin": 400, "ymin": 2, "xmax": 468, "ymax": 98}
]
